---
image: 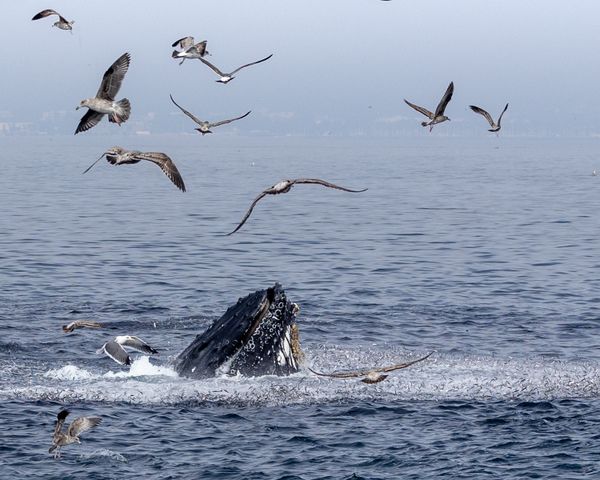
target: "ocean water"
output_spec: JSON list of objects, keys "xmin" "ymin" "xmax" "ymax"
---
[{"xmin": 1, "ymin": 135, "xmax": 600, "ymax": 479}]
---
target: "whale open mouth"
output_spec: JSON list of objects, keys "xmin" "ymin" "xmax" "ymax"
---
[{"xmin": 174, "ymin": 283, "xmax": 302, "ymax": 379}]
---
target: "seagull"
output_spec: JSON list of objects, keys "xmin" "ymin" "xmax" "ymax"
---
[
  {"xmin": 62, "ymin": 320, "xmax": 103, "ymax": 333},
  {"xmin": 227, "ymin": 178, "xmax": 368, "ymax": 235},
  {"xmin": 83, "ymin": 146, "xmax": 186, "ymax": 192},
  {"xmin": 32, "ymin": 9, "xmax": 74, "ymax": 31},
  {"xmin": 405, "ymin": 81, "xmax": 454, "ymax": 131},
  {"xmin": 97, "ymin": 335, "xmax": 159, "ymax": 366},
  {"xmin": 169, "ymin": 94, "xmax": 251, "ymax": 135},
  {"xmin": 75, "ymin": 52, "xmax": 131, "ymax": 134},
  {"xmin": 308, "ymin": 352, "xmax": 433, "ymax": 384},
  {"xmin": 469, "ymin": 103, "xmax": 509, "ymax": 133},
  {"xmin": 49, "ymin": 410, "xmax": 101, "ymax": 459},
  {"xmin": 199, "ymin": 54, "xmax": 273, "ymax": 84},
  {"xmin": 172, "ymin": 36, "xmax": 209, "ymax": 65}
]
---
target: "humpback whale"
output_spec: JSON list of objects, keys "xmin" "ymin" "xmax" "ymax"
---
[{"xmin": 175, "ymin": 283, "xmax": 302, "ymax": 379}]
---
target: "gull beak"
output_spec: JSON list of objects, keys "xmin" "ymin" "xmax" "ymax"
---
[{"xmin": 75, "ymin": 106, "xmax": 80, "ymax": 110}]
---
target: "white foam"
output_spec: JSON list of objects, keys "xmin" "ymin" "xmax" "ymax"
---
[
  {"xmin": 103, "ymin": 356, "xmax": 178, "ymax": 379},
  {"xmin": 44, "ymin": 365, "xmax": 95, "ymax": 381},
  {"xmin": 79, "ymin": 449, "xmax": 127, "ymax": 463}
]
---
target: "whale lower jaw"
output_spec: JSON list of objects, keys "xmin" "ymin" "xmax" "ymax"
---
[{"xmin": 174, "ymin": 284, "xmax": 301, "ymax": 379}]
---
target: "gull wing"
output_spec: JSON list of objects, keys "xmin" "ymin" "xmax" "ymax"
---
[
  {"xmin": 98, "ymin": 341, "xmax": 131, "ymax": 365},
  {"xmin": 230, "ymin": 54, "xmax": 273, "ymax": 75},
  {"xmin": 308, "ymin": 352, "xmax": 433, "ymax": 379},
  {"xmin": 497, "ymin": 103, "xmax": 509, "ymax": 127},
  {"xmin": 135, "ymin": 152, "xmax": 186, "ymax": 192},
  {"xmin": 62, "ymin": 320, "xmax": 103, "ymax": 333},
  {"xmin": 171, "ymin": 36, "xmax": 194, "ymax": 49},
  {"xmin": 291, "ymin": 178, "xmax": 368, "ymax": 193},
  {"xmin": 169, "ymin": 94, "xmax": 204, "ymax": 126},
  {"xmin": 208, "ymin": 111, "xmax": 251, "ymax": 128},
  {"xmin": 404, "ymin": 100, "xmax": 434, "ymax": 119},
  {"xmin": 97, "ymin": 52, "xmax": 131, "ymax": 101},
  {"xmin": 53, "ymin": 410, "xmax": 69, "ymax": 440},
  {"xmin": 199, "ymin": 57, "xmax": 226, "ymax": 77},
  {"xmin": 226, "ymin": 190, "xmax": 269, "ymax": 235},
  {"xmin": 192, "ymin": 41, "xmax": 208, "ymax": 56},
  {"xmin": 434, "ymin": 81, "xmax": 454, "ymax": 117},
  {"xmin": 67, "ymin": 416, "xmax": 102, "ymax": 437},
  {"xmin": 118, "ymin": 335, "xmax": 158, "ymax": 355},
  {"xmin": 32, "ymin": 9, "xmax": 60, "ymax": 20},
  {"xmin": 469, "ymin": 105, "xmax": 494, "ymax": 127},
  {"xmin": 75, "ymin": 110, "xmax": 105, "ymax": 134}
]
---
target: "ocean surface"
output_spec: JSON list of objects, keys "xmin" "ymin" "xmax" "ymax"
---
[{"xmin": 1, "ymin": 135, "xmax": 600, "ymax": 479}]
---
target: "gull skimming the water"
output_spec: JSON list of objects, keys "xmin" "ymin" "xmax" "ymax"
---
[
  {"xmin": 75, "ymin": 52, "xmax": 131, "ymax": 134},
  {"xmin": 83, "ymin": 146, "xmax": 186, "ymax": 192},
  {"xmin": 169, "ymin": 94, "xmax": 251, "ymax": 135},
  {"xmin": 97, "ymin": 335, "xmax": 159, "ymax": 366},
  {"xmin": 405, "ymin": 82, "xmax": 454, "ymax": 131},
  {"xmin": 199, "ymin": 54, "xmax": 273, "ymax": 84},
  {"xmin": 469, "ymin": 103, "xmax": 509, "ymax": 133},
  {"xmin": 172, "ymin": 36, "xmax": 209, "ymax": 65},
  {"xmin": 227, "ymin": 178, "xmax": 367, "ymax": 235},
  {"xmin": 62, "ymin": 320, "xmax": 103, "ymax": 333},
  {"xmin": 49, "ymin": 410, "xmax": 101, "ymax": 459},
  {"xmin": 309, "ymin": 352, "xmax": 433, "ymax": 384},
  {"xmin": 32, "ymin": 9, "xmax": 74, "ymax": 31}
]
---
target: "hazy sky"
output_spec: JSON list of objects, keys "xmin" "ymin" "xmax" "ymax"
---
[{"xmin": 3, "ymin": 1, "xmax": 600, "ymax": 136}]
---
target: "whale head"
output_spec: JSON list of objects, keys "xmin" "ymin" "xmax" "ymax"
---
[{"xmin": 174, "ymin": 283, "xmax": 302, "ymax": 379}]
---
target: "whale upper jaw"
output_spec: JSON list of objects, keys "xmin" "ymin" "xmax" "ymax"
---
[{"xmin": 174, "ymin": 283, "xmax": 302, "ymax": 379}]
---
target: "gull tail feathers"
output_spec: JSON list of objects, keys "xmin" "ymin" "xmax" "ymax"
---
[{"xmin": 109, "ymin": 99, "xmax": 131, "ymax": 124}]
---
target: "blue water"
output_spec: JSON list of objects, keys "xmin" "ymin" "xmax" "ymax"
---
[{"xmin": 2, "ymin": 136, "xmax": 600, "ymax": 479}]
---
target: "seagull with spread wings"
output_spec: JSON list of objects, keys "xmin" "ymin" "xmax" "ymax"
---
[
  {"xmin": 227, "ymin": 178, "xmax": 367, "ymax": 235},
  {"xmin": 97, "ymin": 335, "xmax": 159, "ymax": 366},
  {"xmin": 199, "ymin": 54, "xmax": 273, "ymax": 84},
  {"xmin": 469, "ymin": 103, "xmax": 509, "ymax": 133},
  {"xmin": 62, "ymin": 320, "xmax": 103, "ymax": 333},
  {"xmin": 169, "ymin": 94, "xmax": 251, "ymax": 135},
  {"xmin": 75, "ymin": 52, "xmax": 131, "ymax": 134},
  {"xmin": 83, "ymin": 146, "xmax": 186, "ymax": 192},
  {"xmin": 309, "ymin": 352, "xmax": 433, "ymax": 384},
  {"xmin": 405, "ymin": 82, "xmax": 454, "ymax": 131},
  {"xmin": 32, "ymin": 9, "xmax": 74, "ymax": 31},
  {"xmin": 172, "ymin": 36, "xmax": 210, "ymax": 65},
  {"xmin": 49, "ymin": 410, "xmax": 102, "ymax": 459}
]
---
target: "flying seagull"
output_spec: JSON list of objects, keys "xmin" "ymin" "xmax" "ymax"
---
[
  {"xmin": 308, "ymin": 352, "xmax": 433, "ymax": 384},
  {"xmin": 405, "ymin": 82, "xmax": 454, "ymax": 131},
  {"xmin": 97, "ymin": 335, "xmax": 159, "ymax": 366},
  {"xmin": 75, "ymin": 52, "xmax": 131, "ymax": 134},
  {"xmin": 469, "ymin": 103, "xmax": 509, "ymax": 133},
  {"xmin": 49, "ymin": 410, "xmax": 101, "ymax": 459},
  {"xmin": 172, "ymin": 36, "xmax": 209, "ymax": 65},
  {"xmin": 83, "ymin": 146, "xmax": 186, "ymax": 192},
  {"xmin": 227, "ymin": 178, "xmax": 368, "ymax": 235},
  {"xmin": 199, "ymin": 54, "xmax": 273, "ymax": 84},
  {"xmin": 169, "ymin": 94, "xmax": 251, "ymax": 135},
  {"xmin": 62, "ymin": 320, "xmax": 103, "ymax": 333},
  {"xmin": 32, "ymin": 9, "xmax": 74, "ymax": 31}
]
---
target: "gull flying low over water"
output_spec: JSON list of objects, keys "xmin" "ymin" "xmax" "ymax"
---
[
  {"xmin": 49, "ymin": 410, "xmax": 101, "ymax": 459},
  {"xmin": 62, "ymin": 320, "xmax": 103, "ymax": 333},
  {"xmin": 199, "ymin": 54, "xmax": 273, "ymax": 84},
  {"xmin": 309, "ymin": 352, "xmax": 433, "ymax": 384},
  {"xmin": 469, "ymin": 103, "xmax": 509, "ymax": 133},
  {"xmin": 83, "ymin": 146, "xmax": 186, "ymax": 192},
  {"xmin": 172, "ymin": 36, "xmax": 209, "ymax": 65},
  {"xmin": 169, "ymin": 94, "xmax": 251, "ymax": 135},
  {"xmin": 405, "ymin": 81, "xmax": 454, "ymax": 131},
  {"xmin": 75, "ymin": 52, "xmax": 131, "ymax": 134},
  {"xmin": 227, "ymin": 178, "xmax": 367, "ymax": 235},
  {"xmin": 97, "ymin": 335, "xmax": 159, "ymax": 366},
  {"xmin": 32, "ymin": 9, "xmax": 74, "ymax": 31}
]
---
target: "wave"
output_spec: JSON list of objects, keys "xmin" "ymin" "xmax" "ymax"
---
[{"xmin": 2, "ymin": 350, "xmax": 600, "ymax": 406}]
